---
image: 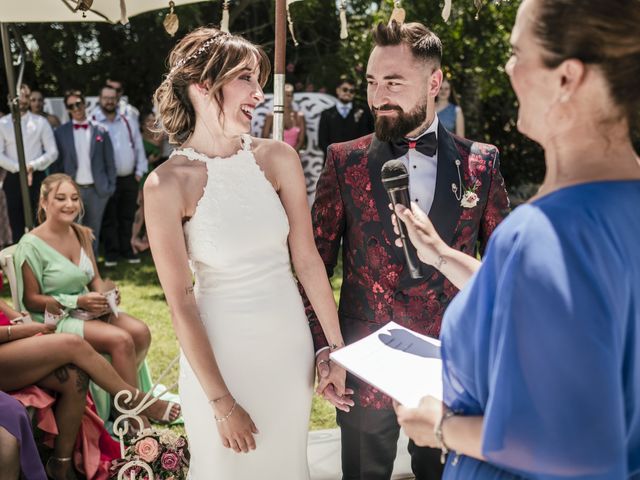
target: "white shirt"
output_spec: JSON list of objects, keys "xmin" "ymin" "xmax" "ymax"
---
[
  {"xmin": 91, "ymin": 109, "xmax": 147, "ymax": 178},
  {"xmin": 72, "ymin": 120, "xmax": 94, "ymax": 185},
  {"xmin": 397, "ymin": 115, "xmax": 439, "ymax": 215},
  {"xmin": 0, "ymin": 111, "xmax": 58, "ymax": 173}
]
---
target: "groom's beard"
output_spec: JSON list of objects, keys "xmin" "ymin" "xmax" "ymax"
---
[{"xmin": 373, "ymin": 96, "xmax": 429, "ymax": 142}]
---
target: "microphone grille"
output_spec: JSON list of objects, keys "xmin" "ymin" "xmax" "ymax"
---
[{"xmin": 381, "ymin": 159, "xmax": 408, "ymax": 180}]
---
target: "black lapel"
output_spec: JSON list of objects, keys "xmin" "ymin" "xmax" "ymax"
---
[
  {"xmin": 428, "ymin": 123, "xmax": 463, "ymax": 248},
  {"xmin": 367, "ymin": 135, "xmax": 407, "ymax": 266}
]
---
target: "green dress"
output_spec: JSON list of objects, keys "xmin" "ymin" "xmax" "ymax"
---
[{"xmin": 13, "ymin": 233, "xmax": 152, "ymax": 421}]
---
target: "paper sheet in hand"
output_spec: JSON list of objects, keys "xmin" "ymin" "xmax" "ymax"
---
[{"xmin": 329, "ymin": 321, "xmax": 442, "ymax": 407}]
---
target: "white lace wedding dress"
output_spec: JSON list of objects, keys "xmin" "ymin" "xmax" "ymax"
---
[{"xmin": 176, "ymin": 135, "xmax": 314, "ymax": 479}]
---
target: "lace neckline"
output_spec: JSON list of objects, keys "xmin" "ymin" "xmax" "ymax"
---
[{"xmin": 172, "ymin": 134, "xmax": 252, "ymax": 163}]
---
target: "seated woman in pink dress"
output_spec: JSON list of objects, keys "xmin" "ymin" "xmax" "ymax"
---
[{"xmin": 261, "ymin": 83, "xmax": 306, "ymax": 152}]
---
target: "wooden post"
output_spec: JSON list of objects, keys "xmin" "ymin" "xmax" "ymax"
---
[
  {"xmin": 0, "ymin": 23, "xmax": 32, "ymax": 232},
  {"xmin": 272, "ymin": 0, "xmax": 286, "ymax": 141}
]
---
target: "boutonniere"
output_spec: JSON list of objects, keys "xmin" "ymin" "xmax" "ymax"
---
[
  {"xmin": 452, "ymin": 159, "xmax": 481, "ymax": 209},
  {"xmin": 460, "ymin": 189, "xmax": 480, "ymax": 208},
  {"xmin": 354, "ymin": 109, "xmax": 364, "ymax": 123},
  {"xmin": 95, "ymin": 134, "xmax": 103, "ymax": 143}
]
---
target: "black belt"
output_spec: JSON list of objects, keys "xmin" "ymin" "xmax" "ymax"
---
[{"xmin": 77, "ymin": 184, "xmax": 94, "ymax": 189}]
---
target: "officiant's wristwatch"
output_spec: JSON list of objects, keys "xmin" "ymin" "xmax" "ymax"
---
[{"xmin": 435, "ymin": 409, "xmax": 456, "ymax": 464}]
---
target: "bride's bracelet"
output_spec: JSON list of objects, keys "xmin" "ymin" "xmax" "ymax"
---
[
  {"xmin": 214, "ymin": 399, "xmax": 237, "ymax": 423},
  {"xmin": 208, "ymin": 392, "xmax": 232, "ymax": 405}
]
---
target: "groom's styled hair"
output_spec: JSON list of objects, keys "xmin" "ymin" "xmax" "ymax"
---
[{"xmin": 371, "ymin": 21, "xmax": 442, "ymax": 68}]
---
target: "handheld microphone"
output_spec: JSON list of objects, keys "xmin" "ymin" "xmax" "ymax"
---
[{"xmin": 381, "ymin": 160, "xmax": 423, "ymax": 279}]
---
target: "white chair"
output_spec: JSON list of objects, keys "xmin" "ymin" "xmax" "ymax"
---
[{"xmin": 0, "ymin": 244, "xmax": 19, "ymax": 310}]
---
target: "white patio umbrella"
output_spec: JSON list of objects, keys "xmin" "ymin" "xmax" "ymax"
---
[{"xmin": 0, "ymin": 0, "xmax": 208, "ymax": 24}]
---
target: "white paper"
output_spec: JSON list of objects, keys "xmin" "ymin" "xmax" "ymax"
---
[
  {"xmin": 105, "ymin": 289, "xmax": 119, "ymax": 318},
  {"xmin": 330, "ymin": 321, "xmax": 442, "ymax": 408}
]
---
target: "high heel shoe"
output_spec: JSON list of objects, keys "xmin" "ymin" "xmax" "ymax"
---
[{"xmin": 45, "ymin": 456, "xmax": 77, "ymax": 480}]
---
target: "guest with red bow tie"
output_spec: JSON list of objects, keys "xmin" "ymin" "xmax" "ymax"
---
[{"xmin": 52, "ymin": 90, "xmax": 116, "ymax": 254}]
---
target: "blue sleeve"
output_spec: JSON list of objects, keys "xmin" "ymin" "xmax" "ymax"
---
[{"xmin": 480, "ymin": 225, "xmax": 626, "ymax": 479}]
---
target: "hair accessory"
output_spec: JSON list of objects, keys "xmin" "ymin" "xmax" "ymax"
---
[{"xmin": 170, "ymin": 35, "xmax": 223, "ymax": 76}]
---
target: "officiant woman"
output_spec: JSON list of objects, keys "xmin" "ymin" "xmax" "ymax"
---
[{"xmin": 393, "ymin": 0, "xmax": 640, "ymax": 478}]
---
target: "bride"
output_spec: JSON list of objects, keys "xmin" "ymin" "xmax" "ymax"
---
[{"xmin": 144, "ymin": 27, "xmax": 350, "ymax": 478}]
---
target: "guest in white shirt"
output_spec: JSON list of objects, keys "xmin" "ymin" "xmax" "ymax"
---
[
  {"xmin": 91, "ymin": 85, "xmax": 147, "ymax": 266},
  {"xmin": 0, "ymin": 84, "xmax": 58, "ymax": 243},
  {"xmin": 52, "ymin": 90, "xmax": 116, "ymax": 254},
  {"xmin": 106, "ymin": 78, "xmax": 140, "ymax": 128}
]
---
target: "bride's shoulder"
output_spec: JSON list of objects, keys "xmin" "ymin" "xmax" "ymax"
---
[
  {"xmin": 251, "ymin": 137, "xmax": 298, "ymax": 166},
  {"xmin": 143, "ymin": 153, "xmax": 202, "ymax": 196}
]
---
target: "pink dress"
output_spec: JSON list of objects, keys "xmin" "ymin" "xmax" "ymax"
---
[{"xmin": 283, "ymin": 126, "xmax": 301, "ymax": 148}]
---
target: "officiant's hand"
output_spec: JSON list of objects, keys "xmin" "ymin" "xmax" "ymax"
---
[
  {"xmin": 315, "ymin": 350, "xmax": 354, "ymax": 412},
  {"xmin": 214, "ymin": 397, "xmax": 259, "ymax": 453},
  {"xmin": 391, "ymin": 202, "xmax": 446, "ymax": 268},
  {"xmin": 394, "ymin": 396, "xmax": 444, "ymax": 448}
]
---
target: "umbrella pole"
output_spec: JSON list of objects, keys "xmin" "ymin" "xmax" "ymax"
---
[
  {"xmin": 1, "ymin": 23, "xmax": 33, "ymax": 233},
  {"xmin": 272, "ymin": 0, "xmax": 286, "ymax": 141}
]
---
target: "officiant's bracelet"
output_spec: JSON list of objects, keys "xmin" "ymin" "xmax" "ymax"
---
[{"xmin": 435, "ymin": 409, "xmax": 456, "ymax": 464}]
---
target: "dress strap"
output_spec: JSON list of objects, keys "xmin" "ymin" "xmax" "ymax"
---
[{"xmin": 240, "ymin": 134, "xmax": 252, "ymax": 152}]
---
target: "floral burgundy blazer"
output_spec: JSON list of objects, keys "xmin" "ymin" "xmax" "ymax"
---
[{"xmin": 302, "ymin": 123, "xmax": 510, "ymax": 409}]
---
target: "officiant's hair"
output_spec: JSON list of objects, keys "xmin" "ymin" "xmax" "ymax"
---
[
  {"xmin": 533, "ymin": 0, "xmax": 640, "ymax": 131},
  {"xmin": 154, "ymin": 26, "xmax": 271, "ymax": 145},
  {"xmin": 371, "ymin": 21, "xmax": 442, "ymax": 68}
]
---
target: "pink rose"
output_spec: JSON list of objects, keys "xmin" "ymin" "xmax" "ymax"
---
[
  {"xmin": 134, "ymin": 437, "xmax": 159, "ymax": 463},
  {"xmin": 161, "ymin": 451, "xmax": 180, "ymax": 471},
  {"xmin": 95, "ymin": 135, "xmax": 103, "ymax": 142}
]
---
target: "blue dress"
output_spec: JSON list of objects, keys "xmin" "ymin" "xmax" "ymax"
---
[
  {"xmin": 440, "ymin": 181, "xmax": 640, "ymax": 479},
  {"xmin": 438, "ymin": 103, "xmax": 457, "ymax": 132}
]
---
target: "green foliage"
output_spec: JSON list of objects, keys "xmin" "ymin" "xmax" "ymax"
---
[{"xmin": 1, "ymin": 0, "xmax": 544, "ymax": 188}]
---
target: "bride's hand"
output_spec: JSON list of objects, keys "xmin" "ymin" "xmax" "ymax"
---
[{"xmin": 214, "ymin": 397, "xmax": 259, "ymax": 453}]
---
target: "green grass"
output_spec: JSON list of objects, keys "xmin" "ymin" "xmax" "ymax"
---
[{"xmin": 2, "ymin": 250, "xmax": 344, "ymax": 430}]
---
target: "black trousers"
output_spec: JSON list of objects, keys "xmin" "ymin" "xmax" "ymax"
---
[
  {"xmin": 101, "ymin": 174, "xmax": 138, "ymax": 259},
  {"xmin": 337, "ymin": 402, "xmax": 444, "ymax": 480},
  {"xmin": 3, "ymin": 170, "xmax": 45, "ymax": 244}
]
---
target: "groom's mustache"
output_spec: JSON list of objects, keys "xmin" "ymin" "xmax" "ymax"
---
[{"xmin": 373, "ymin": 105, "xmax": 403, "ymax": 116}]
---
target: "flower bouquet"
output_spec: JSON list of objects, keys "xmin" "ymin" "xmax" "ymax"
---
[{"xmin": 110, "ymin": 428, "xmax": 189, "ymax": 480}]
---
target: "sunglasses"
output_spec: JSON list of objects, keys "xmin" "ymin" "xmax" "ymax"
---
[
  {"xmin": 66, "ymin": 101, "xmax": 84, "ymax": 111},
  {"xmin": 340, "ymin": 87, "xmax": 356, "ymax": 93}
]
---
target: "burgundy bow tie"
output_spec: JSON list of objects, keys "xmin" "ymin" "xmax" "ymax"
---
[
  {"xmin": 390, "ymin": 132, "xmax": 437, "ymax": 158},
  {"xmin": 73, "ymin": 123, "xmax": 89, "ymax": 130}
]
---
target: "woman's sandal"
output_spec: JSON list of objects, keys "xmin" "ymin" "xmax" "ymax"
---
[
  {"xmin": 126, "ymin": 389, "xmax": 181, "ymax": 425},
  {"xmin": 45, "ymin": 456, "xmax": 77, "ymax": 480}
]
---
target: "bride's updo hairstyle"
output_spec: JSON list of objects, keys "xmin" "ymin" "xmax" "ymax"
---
[
  {"xmin": 154, "ymin": 27, "xmax": 271, "ymax": 144},
  {"xmin": 532, "ymin": 0, "xmax": 640, "ymax": 131}
]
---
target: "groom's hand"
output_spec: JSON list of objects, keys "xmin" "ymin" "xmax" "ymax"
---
[{"xmin": 315, "ymin": 350, "xmax": 354, "ymax": 412}]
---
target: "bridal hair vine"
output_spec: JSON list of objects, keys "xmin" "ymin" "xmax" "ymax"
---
[{"xmin": 169, "ymin": 34, "xmax": 226, "ymax": 76}]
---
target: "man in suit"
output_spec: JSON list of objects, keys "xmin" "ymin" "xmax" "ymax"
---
[
  {"xmin": 303, "ymin": 21, "xmax": 510, "ymax": 479},
  {"xmin": 318, "ymin": 75, "xmax": 374, "ymax": 161},
  {"xmin": 52, "ymin": 90, "xmax": 116, "ymax": 253}
]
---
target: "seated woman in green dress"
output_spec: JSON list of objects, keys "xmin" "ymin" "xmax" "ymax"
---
[{"xmin": 13, "ymin": 173, "xmax": 180, "ymax": 425}]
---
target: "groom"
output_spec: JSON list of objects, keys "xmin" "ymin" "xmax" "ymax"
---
[{"xmin": 302, "ymin": 21, "xmax": 509, "ymax": 479}]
